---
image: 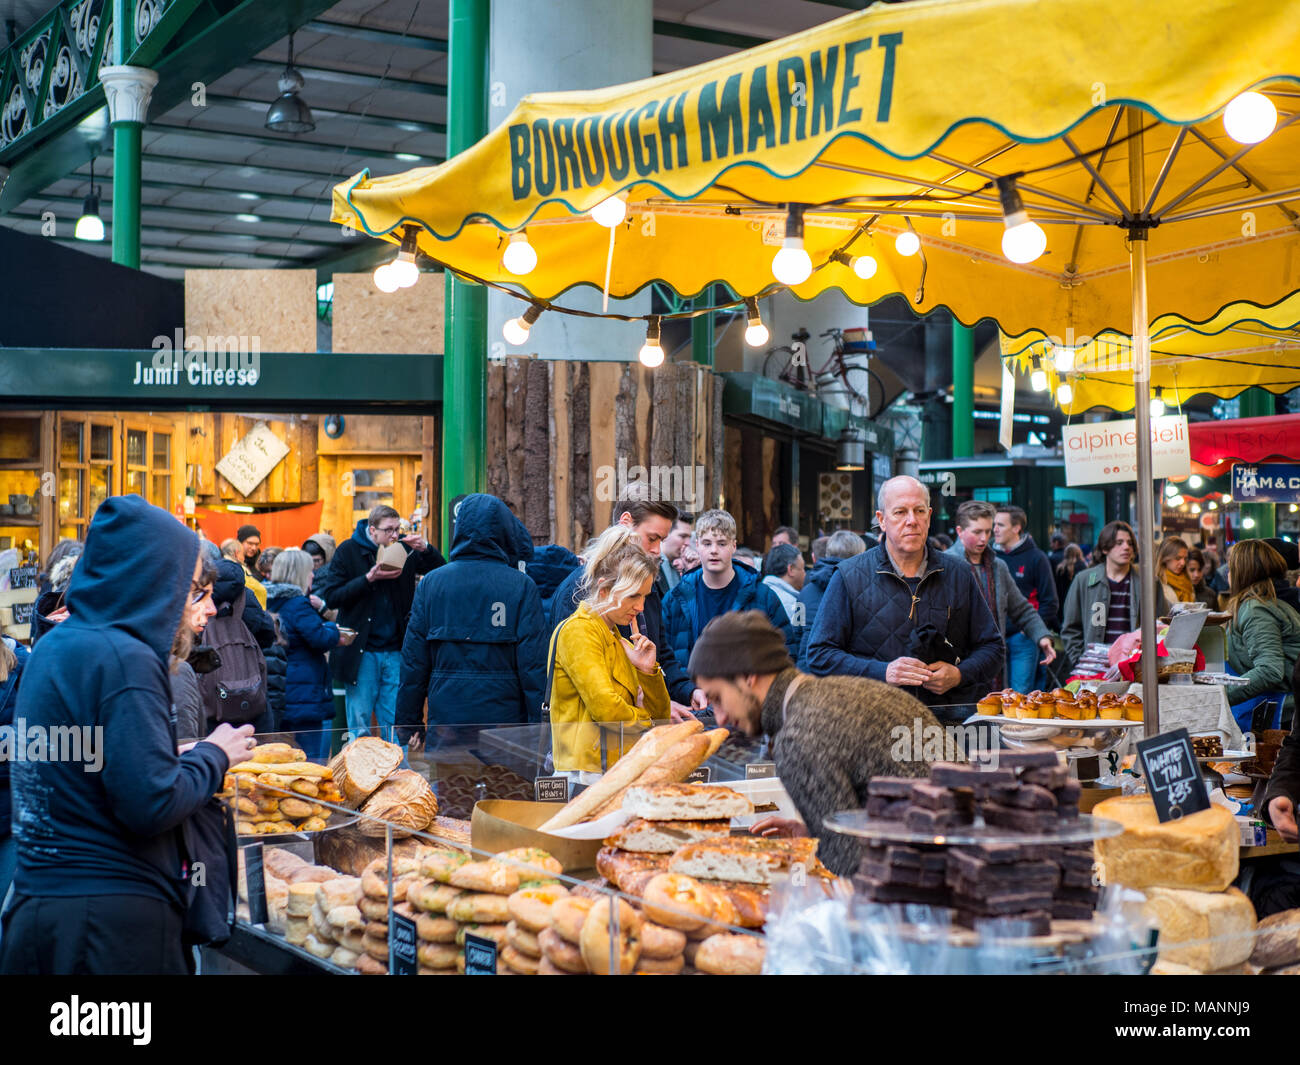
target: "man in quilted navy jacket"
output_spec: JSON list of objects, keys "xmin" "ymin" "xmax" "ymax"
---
[{"xmin": 806, "ymin": 476, "xmax": 1002, "ymax": 707}]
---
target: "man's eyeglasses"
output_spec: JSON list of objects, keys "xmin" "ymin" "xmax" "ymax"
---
[
  {"xmin": 375, "ymin": 524, "xmax": 401, "ymax": 535},
  {"xmin": 190, "ymin": 584, "xmax": 213, "ymax": 606}
]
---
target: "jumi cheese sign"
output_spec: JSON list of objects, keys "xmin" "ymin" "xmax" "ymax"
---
[{"xmin": 508, "ymin": 34, "xmax": 903, "ymax": 200}]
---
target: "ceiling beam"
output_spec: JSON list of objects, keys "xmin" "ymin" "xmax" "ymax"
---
[
  {"xmin": 38, "ymin": 234, "xmax": 324, "ymax": 262},
  {"xmin": 242, "ymin": 59, "xmax": 447, "ymax": 97},
  {"xmin": 8, "ymin": 197, "xmax": 341, "ymax": 231},
  {"xmin": 192, "ymin": 93, "xmax": 445, "ymax": 135},
  {"xmin": 652, "ymin": 19, "xmax": 770, "ymax": 51},
  {"xmin": 304, "ymin": 19, "xmax": 448, "ymax": 52},
  {"xmin": 149, "ymin": 120, "xmax": 441, "ymax": 164},
  {"xmin": 28, "ymin": 221, "xmax": 338, "ymax": 250}
]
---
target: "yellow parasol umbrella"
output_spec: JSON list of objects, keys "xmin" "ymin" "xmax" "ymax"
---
[
  {"xmin": 336, "ymin": 0, "xmax": 1300, "ymax": 728},
  {"xmin": 1001, "ymin": 293, "xmax": 1300, "ymax": 414}
]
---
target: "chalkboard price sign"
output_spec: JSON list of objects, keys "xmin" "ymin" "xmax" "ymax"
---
[
  {"xmin": 464, "ymin": 932, "xmax": 498, "ymax": 975},
  {"xmin": 684, "ymin": 766, "xmax": 712, "ymax": 784},
  {"xmin": 389, "ymin": 910, "xmax": 418, "ymax": 975},
  {"xmin": 1136, "ymin": 728, "xmax": 1210, "ymax": 823},
  {"xmin": 745, "ymin": 762, "xmax": 777, "ymax": 780},
  {"xmin": 534, "ymin": 776, "xmax": 568, "ymax": 802}
]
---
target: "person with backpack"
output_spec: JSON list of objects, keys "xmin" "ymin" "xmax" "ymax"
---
[
  {"xmin": 199, "ymin": 560, "xmax": 272, "ymax": 734},
  {"xmin": 1, "ymin": 495, "xmax": 254, "ymax": 975},
  {"xmin": 266, "ymin": 549, "xmax": 343, "ymax": 759}
]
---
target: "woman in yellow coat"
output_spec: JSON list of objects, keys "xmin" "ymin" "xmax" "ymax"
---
[{"xmin": 549, "ymin": 525, "xmax": 670, "ymax": 781}]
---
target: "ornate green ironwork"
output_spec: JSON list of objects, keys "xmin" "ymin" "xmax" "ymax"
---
[{"xmin": 0, "ymin": 0, "xmax": 194, "ymax": 157}]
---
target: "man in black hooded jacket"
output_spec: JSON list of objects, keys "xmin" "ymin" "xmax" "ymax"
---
[{"xmin": 0, "ymin": 495, "xmax": 253, "ymax": 974}]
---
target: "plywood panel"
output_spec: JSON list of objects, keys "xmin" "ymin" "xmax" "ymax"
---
[
  {"xmin": 315, "ymin": 415, "xmax": 423, "ymax": 455},
  {"xmin": 587, "ymin": 362, "xmax": 621, "ymax": 530},
  {"xmin": 185, "ymin": 269, "xmax": 315, "ymax": 353},
  {"xmin": 331, "ymin": 273, "xmax": 445, "ymax": 354},
  {"xmin": 300, "ymin": 416, "xmax": 319, "ymax": 503}
]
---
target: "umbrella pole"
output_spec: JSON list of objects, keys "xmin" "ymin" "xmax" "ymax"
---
[{"xmin": 1128, "ymin": 108, "xmax": 1161, "ymax": 734}]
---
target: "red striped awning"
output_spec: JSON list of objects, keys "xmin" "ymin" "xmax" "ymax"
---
[{"xmin": 1189, "ymin": 415, "xmax": 1300, "ymax": 478}]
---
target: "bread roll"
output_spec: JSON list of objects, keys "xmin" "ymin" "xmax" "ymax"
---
[
  {"xmin": 304, "ymin": 933, "xmax": 335, "ymax": 959},
  {"xmin": 328, "ymin": 737, "xmax": 404, "ymax": 807},
  {"xmin": 327, "ymin": 905, "xmax": 364, "ymax": 933},
  {"xmin": 539, "ymin": 721, "xmax": 703, "ymax": 831},
  {"xmin": 284, "ymin": 915, "xmax": 310, "ymax": 945},
  {"xmin": 694, "ymin": 933, "xmax": 764, "ymax": 975},
  {"xmin": 262, "ymin": 848, "xmax": 309, "ymax": 881},
  {"xmin": 288, "ymin": 865, "xmax": 337, "ymax": 885},
  {"xmin": 330, "ymin": 945, "xmax": 360, "ymax": 969},
  {"xmin": 316, "ymin": 877, "xmax": 362, "ymax": 913},
  {"xmin": 1094, "ymin": 797, "xmax": 1238, "ymax": 892}
]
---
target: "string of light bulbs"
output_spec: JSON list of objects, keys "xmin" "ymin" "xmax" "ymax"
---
[{"xmin": 365, "ymin": 91, "xmax": 1281, "ymax": 367}]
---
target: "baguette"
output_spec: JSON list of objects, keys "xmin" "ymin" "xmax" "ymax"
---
[
  {"xmin": 587, "ymin": 733, "xmax": 714, "ymax": 820},
  {"xmin": 539, "ymin": 721, "xmax": 702, "ymax": 832}
]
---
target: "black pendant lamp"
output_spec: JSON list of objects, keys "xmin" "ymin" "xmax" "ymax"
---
[{"xmin": 265, "ymin": 32, "xmax": 315, "ymax": 134}]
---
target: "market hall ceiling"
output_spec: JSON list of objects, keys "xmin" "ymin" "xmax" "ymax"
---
[{"xmin": 0, "ymin": 0, "xmax": 893, "ymax": 281}]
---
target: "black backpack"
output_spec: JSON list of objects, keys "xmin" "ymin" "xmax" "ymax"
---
[{"xmin": 198, "ymin": 593, "xmax": 268, "ymax": 725}]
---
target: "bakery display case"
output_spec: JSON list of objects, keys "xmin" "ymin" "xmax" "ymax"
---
[{"xmin": 216, "ymin": 731, "xmax": 768, "ymax": 976}]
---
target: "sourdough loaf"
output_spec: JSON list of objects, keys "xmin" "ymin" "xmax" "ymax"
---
[{"xmin": 1093, "ymin": 796, "xmax": 1237, "ymax": 892}]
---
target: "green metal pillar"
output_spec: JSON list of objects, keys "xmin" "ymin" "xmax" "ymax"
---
[
  {"xmin": 691, "ymin": 300, "xmax": 714, "ymax": 367},
  {"xmin": 951, "ymin": 319, "xmax": 974, "ymax": 458},
  {"xmin": 441, "ymin": 0, "xmax": 490, "ymax": 547},
  {"xmin": 104, "ymin": 1, "xmax": 153, "ymax": 270},
  {"xmin": 1238, "ymin": 388, "xmax": 1277, "ymax": 538},
  {"xmin": 111, "ymin": 120, "xmax": 143, "ymax": 268}
]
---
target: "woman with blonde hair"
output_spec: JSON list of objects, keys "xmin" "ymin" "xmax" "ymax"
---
[
  {"xmin": 1155, "ymin": 536, "xmax": 1194, "ymax": 611},
  {"xmin": 548, "ymin": 525, "xmax": 669, "ymax": 784},
  {"xmin": 1225, "ymin": 539, "xmax": 1300, "ymax": 726}
]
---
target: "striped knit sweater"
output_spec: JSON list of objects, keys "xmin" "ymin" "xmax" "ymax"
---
[{"xmin": 762, "ymin": 667, "xmax": 939, "ymax": 876}]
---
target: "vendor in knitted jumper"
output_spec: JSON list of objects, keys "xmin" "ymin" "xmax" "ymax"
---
[{"xmin": 688, "ymin": 610, "xmax": 939, "ymax": 877}]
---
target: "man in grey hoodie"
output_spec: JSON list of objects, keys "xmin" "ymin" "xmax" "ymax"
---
[{"xmin": 944, "ymin": 500, "xmax": 1056, "ymax": 691}]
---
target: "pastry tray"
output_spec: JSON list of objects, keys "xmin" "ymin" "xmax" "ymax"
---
[
  {"xmin": 964, "ymin": 713, "xmax": 1144, "ymax": 729},
  {"xmin": 821, "ymin": 811, "xmax": 1124, "ymax": 846},
  {"xmin": 1195, "ymin": 750, "xmax": 1252, "ymax": 765}
]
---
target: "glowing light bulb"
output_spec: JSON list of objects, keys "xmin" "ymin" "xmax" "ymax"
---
[
  {"xmin": 743, "ymin": 297, "xmax": 769, "ymax": 347},
  {"xmin": 502, "ymin": 231, "xmax": 537, "ymax": 275},
  {"xmin": 894, "ymin": 230, "xmax": 920, "ymax": 257},
  {"xmin": 1224, "ymin": 91, "xmax": 1277, "ymax": 144},
  {"xmin": 853, "ymin": 254, "xmax": 878, "ymax": 280},
  {"xmin": 638, "ymin": 317, "xmax": 664, "ymax": 368},
  {"xmin": 373, "ymin": 262, "xmax": 399, "ymax": 293},
  {"xmin": 1030, "ymin": 364, "xmax": 1047, "ymax": 392},
  {"xmin": 1166, "ymin": 481, "xmax": 1180, "ymax": 497},
  {"xmin": 1208, "ymin": 501, "xmax": 1218, "ymax": 511},
  {"xmin": 502, "ymin": 304, "xmax": 542, "ymax": 346},
  {"xmin": 1056, "ymin": 382, "xmax": 1073, "ymax": 405},
  {"xmin": 1290, "ymin": 504, "xmax": 1299, "ymax": 514},
  {"xmin": 1243, "ymin": 516, "xmax": 1257, "ymax": 530},
  {"xmin": 389, "ymin": 257, "xmax": 418, "ymax": 288},
  {"xmin": 503, "ymin": 318, "xmax": 530, "ymax": 345},
  {"xmin": 1002, "ymin": 220, "xmax": 1047, "ymax": 264},
  {"xmin": 1168, "ymin": 495, "xmax": 1185, "ymax": 508},
  {"xmin": 1054, "ymin": 345, "xmax": 1075, "ymax": 373},
  {"xmin": 1192, "ymin": 504, "xmax": 1201, "ymax": 515},
  {"xmin": 772, "ymin": 241, "xmax": 813, "ymax": 286},
  {"xmin": 1224, "ymin": 494, "xmax": 1233, "ymax": 503},
  {"xmin": 590, "ymin": 195, "xmax": 627, "ymax": 228},
  {"xmin": 1188, "ymin": 475, "xmax": 1203, "ymax": 490},
  {"xmin": 1150, "ymin": 395, "xmax": 1166, "ymax": 418}
]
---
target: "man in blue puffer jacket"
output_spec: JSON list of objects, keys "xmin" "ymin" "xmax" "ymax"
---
[
  {"xmin": 396, "ymin": 494, "xmax": 547, "ymax": 743},
  {"xmin": 806, "ymin": 476, "xmax": 1003, "ymax": 707},
  {"xmin": 662, "ymin": 509, "xmax": 797, "ymax": 666}
]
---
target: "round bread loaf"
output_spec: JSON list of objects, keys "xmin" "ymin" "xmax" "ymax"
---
[{"xmin": 694, "ymin": 933, "xmax": 764, "ymax": 975}]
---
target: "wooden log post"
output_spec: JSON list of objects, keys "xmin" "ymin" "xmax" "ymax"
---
[
  {"xmin": 524, "ymin": 358, "xmax": 551, "ymax": 542},
  {"xmin": 504, "ymin": 358, "xmax": 527, "ymax": 519},
  {"xmin": 570, "ymin": 361, "xmax": 591, "ymax": 547}
]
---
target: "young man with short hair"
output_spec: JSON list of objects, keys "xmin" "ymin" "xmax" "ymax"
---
[
  {"xmin": 662, "ymin": 509, "xmax": 798, "ymax": 666},
  {"xmin": 993, "ymin": 504, "xmax": 1059, "ymax": 691},
  {"xmin": 1060, "ymin": 520, "xmax": 1139, "ymax": 672},
  {"xmin": 688, "ymin": 611, "xmax": 938, "ymax": 876},
  {"xmin": 315, "ymin": 503, "xmax": 445, "ymax": 743},
  {"xmin": 946, "ymin": 501, "xmax": 1055, "ymax": 689}
]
